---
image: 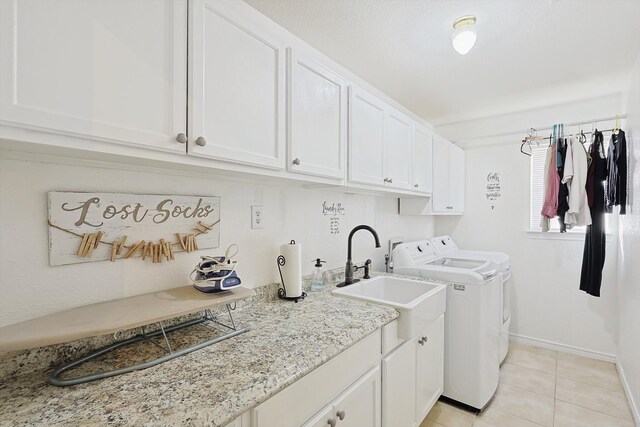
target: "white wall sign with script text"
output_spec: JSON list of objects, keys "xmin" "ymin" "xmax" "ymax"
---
[{"xmin": 48, "ymin": 192, "xmax": 220, "ymax": 266}]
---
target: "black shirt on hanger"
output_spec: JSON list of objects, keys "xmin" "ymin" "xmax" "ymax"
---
[{"xmin": 606, "ymin": 130, "xmax": 627, "ymax": 214}]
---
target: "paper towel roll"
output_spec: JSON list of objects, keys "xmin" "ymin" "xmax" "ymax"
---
[{"xmin": 279, "ymin": 241, "xmax": 302, "ymax": 298}]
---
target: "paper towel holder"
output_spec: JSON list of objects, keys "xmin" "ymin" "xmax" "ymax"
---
[{"xmin": 277, "ymin": 240, "xmax": 307, "ymax": 303}]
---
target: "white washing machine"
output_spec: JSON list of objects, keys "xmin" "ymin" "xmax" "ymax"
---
[
  {"xmin": 431, "ymin": 236, "xmax": 511, "ymax": 364},
  {"xmin": 392, "ymin": 240, "xmax": 501, "ymax": 411}
]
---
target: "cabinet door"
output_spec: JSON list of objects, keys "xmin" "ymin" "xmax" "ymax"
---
[
  {"xmin": 431, "ymin": 135, "xmax": 450, "ymax": 212},
  {"xmin": 288, "ymin": 50, "xmax": 346, "ymax": 180},
  {"xmin": 448, "ymin": 145, "xmax": 465, "ymax": 212},
  {"xmin": 0, "ymin": 0, "xmax": 187, "ymax": 152},
  {"xmin": 384, "ymin": 109, "xmax": 413, "ymax": 190},
  {"xmin": 348, "ymin": 86, "xmax": 385, "ymax": 186},
  {"xmin": 189, "ymin": 0, "xmax": 285, "ymax": 169},
  {"xmin": 302, "ymin": 404, "xmax": 336, "ymax": 427},
  {"xmin": 333, "ymin": 366, "xmax": 381, "ymax": 427},
  {"xmin": 412, "ymin": 126, "xmax": 433, "ymax": 194},
  {"xmin": 416, "ymin": 315, "xmax": 445, "ymax": 424},
  {"xmin": 382, "ymin": 340, "xmax": 417, "ymax": 427}
]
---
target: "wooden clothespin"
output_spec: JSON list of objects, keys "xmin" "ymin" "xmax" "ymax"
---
[
  {"xmin": 84, "ymin": 234, "xmax": 97, "ymax": 257},
  {"xmin": 116, "ymin": 235, "xmax": 127, "ymax": 256},
  {"xmin": 77, "ymin": 234, "xmax": 90, "ymax": 256},
  {"xmin": 176, "ymin": 233, "xmax": 187, "ymax": 250}
]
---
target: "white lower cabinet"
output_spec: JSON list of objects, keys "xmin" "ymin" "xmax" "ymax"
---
[
  {"xmin": 252, "ymin": 331, "xmax": 380, "ymax": 427},
  {"xmin": 382, "ymin": 335, "xmax": 417, "ymax": 427},
  {"xmin": 382, "ymin": 315, "xmax": 444, "ymax": 427},
  {"xmin": 304, "ymin": 366, "xmax": 381, "ymax": 427},
  {"xmin": 250, "ymin": 318, "xmax": 444, "ymax": 427},
  {"xmin": 415, "ymin": 315, "xmax": 445, "ymax": 423}
]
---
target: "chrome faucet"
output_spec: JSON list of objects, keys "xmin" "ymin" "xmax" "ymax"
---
[{"xmin": 337, "ymin": 225, "xmax": 381, "ymax": 287}]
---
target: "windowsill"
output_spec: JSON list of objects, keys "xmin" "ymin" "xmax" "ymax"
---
[{"xmin": 526, "ymin": 230, "xmax": 615, "ymax": 241}]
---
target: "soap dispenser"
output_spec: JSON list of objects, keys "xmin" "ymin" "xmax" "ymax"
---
[{"xmin": 311, "ymin": 258, "xmax": 327, "ymax": 291}]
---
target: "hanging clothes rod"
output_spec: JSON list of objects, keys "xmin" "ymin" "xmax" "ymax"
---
[
  {"xmin": 524, "ymin": 114, "xmax": 626, "ymax": 136},
  {"xmin": 520, "ymin": 114, "xmax": 627, "ymax": 156}
]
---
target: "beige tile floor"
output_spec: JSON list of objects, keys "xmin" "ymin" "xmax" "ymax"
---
[{"xmin": 421, "ymin": 342, "xmax": 636, "ymax": 427}]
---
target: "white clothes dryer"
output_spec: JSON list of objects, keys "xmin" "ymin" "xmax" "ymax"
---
[
  {"xmin": 431, "ymin": 236, "xmax": 511, "ymax": 364},
  {"xmin": 392, "ymin": 240, "xmax": 501, "ymax": 411}
]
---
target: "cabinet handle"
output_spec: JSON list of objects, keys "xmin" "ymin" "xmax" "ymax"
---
[
  {"xmin": 414, "ymin": 184, "xmax": 419, "ymax": 188},
  {"xmin": 195, "ymin": 136, "xmax": 207, "ymax": 147},
  {"xmin": 292, "ymin": 158, "xmax": 301, "ymax": 165},
  {"xmin": 388, "ymin": 178, "xmax": 393, "ymax": 184},
  {"xmin": 327, "ymin": 418, "xmax": 336, "ymax": 427},
  {"xmin": 383, "ymin": 178, "xmax": 389, "ymax": 183},
  {"xmin": 418, "ymin": 336, "xmax": 428, "ymax": 345},
  {"xmin": 336, "ymin": 410, "xmax": 345, "ymax": 420},
  {"xmin": 175, "ymin": 133, "xmax": 187, "ymax": 144}
]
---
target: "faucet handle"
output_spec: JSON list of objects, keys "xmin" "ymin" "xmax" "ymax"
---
[{"xmin": 361, "ymin": 259, "xmax": 372, "ymax": 279}]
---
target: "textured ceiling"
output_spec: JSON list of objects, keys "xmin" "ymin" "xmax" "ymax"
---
[{"xmin": 243, "ymin": 0, "xmax": 640, "ymax": 125}]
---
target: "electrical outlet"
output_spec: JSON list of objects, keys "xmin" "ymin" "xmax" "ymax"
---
[{"xmin": 251, "ymin": 205, "xmax": 263, "ymax": 229}]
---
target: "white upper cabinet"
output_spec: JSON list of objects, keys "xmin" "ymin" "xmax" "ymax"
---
[
  {"xmin": 0, "ymin": 0, "xmax": 187, "ymax": 152},
  {"xmin": 348, "ymin": 86, "xmax": 386, "ymax": 186},
  {"xmin": 449, "ymin": 144, "xmax": 466, "ymax": 212},
  {"xmin": 412, "ymin": 126, "xmax": 433, "ymax": 194},
  {"xmin": 384, "ymin": 109, "xmax": 413, "ymax": 190},
  {"xmin": 432, "ymin": 134, "xmax": 465, "ymax": 214},
  {"xmin": 188, "ymin": 0, "xmax": 286, "ymax": 169},
  {"xmin": 288, "ymin": 49, "xmax": 347, "ymax": 180},
  {"xmin": 349, "ymin": 85, "xmax": 424, "ymax": 191}
]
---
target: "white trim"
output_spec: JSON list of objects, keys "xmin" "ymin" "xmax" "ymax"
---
[
  {"xmin": 509, "ymin": 333, "xmax": 616, "ymax": 362},
  {"xmin": 525, "ymin": 230, "xmax": 586, "ymax": 241},
  {"xmin": 525, "ymin": 230, "xmax": 616, "ymax": 242},
  {"xmin": 616, "ymin": 356, "xmax": 640, "ymax": 426}
]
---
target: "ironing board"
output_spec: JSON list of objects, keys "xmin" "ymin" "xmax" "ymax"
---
[{"xmin": 0, "ymin": 285, "xmax": 254, "ymax": 386}]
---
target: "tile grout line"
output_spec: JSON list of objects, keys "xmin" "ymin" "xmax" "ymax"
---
[{"xmin": 553, "ymin": 396, "xmax": 635, "ymax": 422}]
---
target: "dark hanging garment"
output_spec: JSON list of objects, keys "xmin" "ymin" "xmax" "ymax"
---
[
  {"xmin": 580, "ymin": 131, "xmax": 607, "ymax": 297},
  {"xmin": 557, "ymin": 139, "xmax": 570, "ymax": 232},
  {"xmin": 606, "ymin": 130, "xmax": 627, "ymax": 214}
]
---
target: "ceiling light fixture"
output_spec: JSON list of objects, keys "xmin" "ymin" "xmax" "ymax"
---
[{"xmin": 451, "ymin": 16, "xmax": 477, "ymax": 55}]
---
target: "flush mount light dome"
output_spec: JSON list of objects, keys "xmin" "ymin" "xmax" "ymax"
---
[{"xmin": 451, "ymin": 16, "xmax": 477, "ymax": 55}]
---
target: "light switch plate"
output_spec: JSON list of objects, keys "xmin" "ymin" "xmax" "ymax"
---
[{"xmin": 251, "ymin": 205, "xmax": 263, "ymax": 229}]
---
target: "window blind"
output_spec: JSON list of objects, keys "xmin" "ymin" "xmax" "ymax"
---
[{"xmin": 529, "ymin": 146, "xmax": 548, "ymax": 230}]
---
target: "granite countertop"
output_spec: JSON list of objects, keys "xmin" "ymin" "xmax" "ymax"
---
[{"xmin": 0, "ymin": 273, "xmax": 399, "ymax": 427}]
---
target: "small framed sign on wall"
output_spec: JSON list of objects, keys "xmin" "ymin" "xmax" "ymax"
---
[{"xmin": 47, "ymin": 192, "xmax": 220, "ymax": 266}]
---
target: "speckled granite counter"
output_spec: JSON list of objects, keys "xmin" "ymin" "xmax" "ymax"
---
[{"xmin": 0, "ymin": 272, "xmax": 399, "ymax": 427}]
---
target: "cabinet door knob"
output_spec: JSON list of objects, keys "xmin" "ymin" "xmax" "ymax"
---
[
  {"xmin": 327, "ymin": 418, "xmax": 336, "ymax": 427},
  {"xmin": 292, "ymin": 158, "xmax": 301, "ymax": 165},
  {"xmin": 195, "ymin": 136, "xmax": 207, "ymax": 147},
  {"xmin": 414, "ymin": 184, "xmax": 419, "ymax": 188},
  {"xmin": 388, "ymin": 178, "xmax": 393, "ymax": 184},
  {"xmin": 336, "ymin": 410, "xmax": 345, "ymax": 420},
  {"xmin": 176, "ymin": 133, "xmax": 187, "ymax": 144}
]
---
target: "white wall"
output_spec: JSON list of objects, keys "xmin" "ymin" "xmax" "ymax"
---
[
  {"xmin": 617, "ymin": 53, "xmax": 640, "ymax": 422},
  {"xmin": 0, "ymin": 154, "xmax": 434, "ymax": 327},
  {"xmin": 435, "ymin": 96, "xmax": 623, "ymax": 358}
]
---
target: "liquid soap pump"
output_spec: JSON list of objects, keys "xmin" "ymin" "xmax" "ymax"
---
[{"xmin": 311, "ymin": 258, "xmax": 327, "ymax": 291}]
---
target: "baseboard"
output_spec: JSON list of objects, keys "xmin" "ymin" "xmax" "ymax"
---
[
  {"xmin": 616, "ymin": 356, "xmax": 640, "ymax": 426},
  {"xmin": 508, "ymin": 333, "xmax": 616, "ymax": 362}
]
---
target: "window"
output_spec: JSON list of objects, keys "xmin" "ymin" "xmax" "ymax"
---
[{"xmin": 529, "ymin": 143, "xmax": 610, "ymax": 233}]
